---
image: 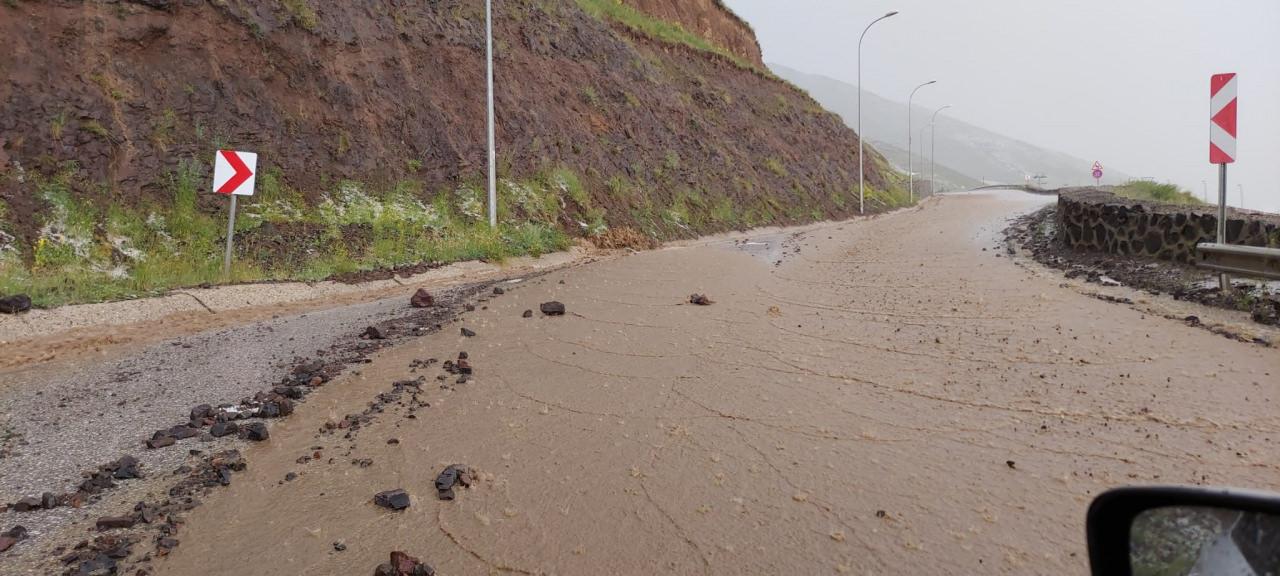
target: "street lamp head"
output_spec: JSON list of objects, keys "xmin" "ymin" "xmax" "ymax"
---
[
  {"xmin": 885, "ymin": 11, "xmax": 899, "ymax": 17},
  {"xmin": 925, "ymin": 80, "xmax": 937, "ymax": 85}
]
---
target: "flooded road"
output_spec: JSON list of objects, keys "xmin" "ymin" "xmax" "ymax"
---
[{"xmin": 156, "ymin": 191, "xmax": 1278, "ymax": 575}]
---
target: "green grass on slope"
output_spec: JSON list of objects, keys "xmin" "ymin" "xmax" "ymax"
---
[
  {"xmin": 573, "ymin": 0, "xmax": 752, "ymax": 70},
  {"xmin": 0, "ymin": 161, "xmax": 571, "ymax": 308},
  {"xmin": 1114, "ymin": 181, "xmax": 1204, "ymax": 206}
]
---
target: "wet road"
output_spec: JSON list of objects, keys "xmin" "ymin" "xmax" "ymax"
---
[{"xmin": 151, "ymin": 190, "xmax": 1278, "ymax": 575}]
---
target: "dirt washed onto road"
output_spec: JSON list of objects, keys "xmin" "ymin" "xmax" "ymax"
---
[{"xmin": 39, "ymin": 192, "xmax": 1280, "ymax": 574}]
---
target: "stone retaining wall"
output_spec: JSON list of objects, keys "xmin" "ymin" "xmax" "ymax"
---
[{"xmin": 1057, "ymin": 189, "xmax": 1280, "ymax": 263}]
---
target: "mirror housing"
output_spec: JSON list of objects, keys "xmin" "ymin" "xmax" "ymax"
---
[{"xmin": 1087, "ymin": 485, "xmax": 1280, "ymax": 576}]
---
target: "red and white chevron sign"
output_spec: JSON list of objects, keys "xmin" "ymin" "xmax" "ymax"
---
[{"xmin": 1209, "ymin": 73, "xmax": 1237, "ymax": 164}]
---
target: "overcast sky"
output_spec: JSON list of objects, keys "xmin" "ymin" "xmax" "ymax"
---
[{"xmin": 725, "ymin": 0, "xmax": 1280, "ymax": 213}]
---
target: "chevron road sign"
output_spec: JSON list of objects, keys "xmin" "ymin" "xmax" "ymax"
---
[
  {"xmin": 1209, "ymin": 73, "xmax": 1237, "ymax": 164},
  {"xmin": 213, "ymin": 150, "xmax": 259, "ymax": 276}
]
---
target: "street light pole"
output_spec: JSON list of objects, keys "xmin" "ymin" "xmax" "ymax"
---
[
  {"xmin": 907, "ymin": 80, "xmax": 936, "ymax": 204},
  {"xmin": 918, "ymin": 125, "xmax": 929, "ymax": 195},
  {"xmin": 929, "ymin": 104, "xmax": 951, "ymax": 195},
  {"xmin": 485, "ymin": 0, "xmax": 497, "ymax": 228},
  {"xmin": 857, "ymin": 10, "xmax": 898, "ymax": 214}
]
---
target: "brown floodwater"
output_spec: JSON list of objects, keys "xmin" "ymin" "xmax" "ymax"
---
[{"xmin": 157, "ymin": 191, "xmax": 1279, "ymax": 575}]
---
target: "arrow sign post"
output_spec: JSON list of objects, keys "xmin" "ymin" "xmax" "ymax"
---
[
  {"xmin": 213, "ymin": 150, "xmax": 258, "ymax": 277},
  {"xmin": 1091, "ymin": 161, "xmax": 1103, "ymax": 186},
  {"xmin": 1210, "ymin": 73, "xmax": 1237, "ymax": 291}
]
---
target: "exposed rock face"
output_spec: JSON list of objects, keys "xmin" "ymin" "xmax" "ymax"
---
[{"xmin": 1057, "ymin": 189, "xmax": 1280, "ymax": 263}]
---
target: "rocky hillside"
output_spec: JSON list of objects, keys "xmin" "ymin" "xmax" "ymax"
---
[{"xmin": 0, "ymin": 0, "xmax": 901, "ymax": 306}]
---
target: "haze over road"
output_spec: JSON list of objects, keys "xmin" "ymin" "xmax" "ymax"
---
[{"xmin": 151, "ymin": 191, "xmax": 1277, "ymax": 575}]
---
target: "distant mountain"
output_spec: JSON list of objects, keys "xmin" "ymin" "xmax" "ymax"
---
[{"xmin": 771, "ymin": 64, "xmax": 1130, "ymax": 190}]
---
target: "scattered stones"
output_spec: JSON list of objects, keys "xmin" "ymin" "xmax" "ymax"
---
[
  {"xmin": 689, "ymin": 293, "xmax": 714, "ymax": 306},
  {"xmin": 1184, "ymin": 315, "xmax": 1202, "ymax": 327},
  {"xmin": 333, "ymin": 541, "xmax": 347, "ymax": 552},
  {"xmin": 410, "ymin": 288, "xmax": 435, "ymax": 308},
  {"xmin": 0, "ymin": 294, "xmax": 31, "ymax": 314},
  {"xmin": 386, "ymin": 438, "xmax": 400, "ymax": 445},
  {"xmin": 435, "ymin": 464, "xmax": 473, "ymax": 501},
  {"xmin": 209, "ymin": 422, "xmax": 239, "ymax": 438},
  {"xmin": 0, "ymin": 526, "xmax": 27, "ymax": 553},
  {"xmin": 1006, "ymin": 460, "xmax": 1017, "ymax": 469},
  {"xmin": 460, "ymin": 327, "xmax": 476, "ymax": 337},
  {"xmin": 375, "ymin": 550, "xmax": 435, "ymax": 576},
  {"xmin": 493, "ymin": 286, "xmax": 505, "ymax": 295},
  {"xmin": 539, "ymin": 301, "xmax": 566, "ymax": 316},
  {"xmin": 240, "ymin": 422, "xmax": 269, "ymax": 442},
  {"xmin": 96, "ymin": 516, "xmax": 137, "ymax": 531},
  {"xmin": 363, "ymin": 326, "xmax": 387, "ymax": 340},
  {"xmin": 374, "ymin": 489, "xmax": 411, "ymax": 511},
  {"xmin": 522, "ymin": 309, "xmax": 533, "ymax": 318},
  {"xmin": 41, "ymin": 492, "xmax": 59, "ymax": 510},
  {"xmin": 284, "ymin": 472, "xmax": 297, "ymax": 482}
]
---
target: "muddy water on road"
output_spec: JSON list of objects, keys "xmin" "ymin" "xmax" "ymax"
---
[{"xmin": 158, "ymin": 191, "xmax": 1278, "ymax": 575}]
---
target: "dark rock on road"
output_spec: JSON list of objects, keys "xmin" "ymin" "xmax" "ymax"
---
[
  {"xmin": 362, "ymin": 326, "xmax": 387, "ymax": 340},
  {"xmin": 209, "ymin": 422, "xmax": 238, "ymax": 438},
  {"xmin": 373, "ymin": 489, "xmax": 411, "ymax": 511},
  {"xmin": 95, "ymin": 516, "xmax": 137, "ymax": 530},
  {"xmin": 410, "ymin": 289, "xmax": 435, "ymax": 308},
  {"xmin": 460, "ymin": 327, "xmax": 476, "ymax": 337},
  {"xmin": 0, "ymin": 525, "xmax": 27, "ymax": 553},
  {"xmin": 374, "ymin": 550, "xmax": 435, "ymax": 576},
  {"xmin": 689, "ymin": 293, "xmax": 714, "ymax": 305},
  {"xmin": 239, "ymin": 422, "xmax": 269, "ymax": 442},
  {"xmin": 540, "ymin": 301, "xmax": 566, "ymax": 316}
]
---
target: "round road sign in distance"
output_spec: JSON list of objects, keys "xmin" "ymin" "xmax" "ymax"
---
[{"xmin": 1092, "ymin": 168, "xmax": 1103, "ymax": 179}]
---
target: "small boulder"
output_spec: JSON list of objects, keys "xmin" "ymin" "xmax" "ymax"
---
[
  {"xmin": 209, "ymin": 421, "xmax": 238, "ymax": 438},
  {"xmin": 362, "ymin": 326, "xmax": 386, "ymax": 340},
  {"xmin": 240, "ymin": 422, "xmax": 269, "ymax": 442},
  {"xmin": 374, "ymin": 489, "xmax": 411, "ymax": 511},
  {"xmin": 460, "ymin": 327, "xmax": 476, "ymax": 337},
  {"xmin": 189, "ymin": 404, "xmax": 213, "ymax": 421},
  {"xmin": 145, "ymin": 433, "xmax": 176, "ymax": 449},
  {"xmin": 0, "ymin": 294, "xmax": 31, "ymax": 314},
  {"xmin": 96, "ymin": 516, "xmax": 137, "ymax": 530},
  {"xmin": 410, "ymin": 289, "xmax": 435, "ymax": 308},
  {"xmin": 689, "ymin": 294, "xmax": 714, "ymax": 306},
  {"xmin": 522, "ymin": 309, "xmax": 533, "ymax": 318},
  {"xmin": 0, "ymin": 525, "xmax": 27, "ymax": 553},
  {"xmin": 12, "ymin": 497, "xmax": 40, "ymax": 512},
  {"xmin": 492, "ymin": 286, "xmax": 505, "ymax": 295},
  {"xmin": 539, "ymin": 301, "xmax": 566, "ymax": 316}
]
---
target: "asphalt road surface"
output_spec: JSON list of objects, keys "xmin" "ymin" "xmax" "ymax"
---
[{"xmin": 8, "ymin": 190, "xmax": 1280, "ymax": 575}]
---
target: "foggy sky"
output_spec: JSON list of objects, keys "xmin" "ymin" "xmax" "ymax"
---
[{"xmin": 725, "ymin": 0, "xmax": 1280, "ymax": 213}]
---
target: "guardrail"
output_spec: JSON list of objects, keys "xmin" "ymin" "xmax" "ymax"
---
[{"xmin": 1195, "ymin": 243, "xmax": 1280, "ymax": 280}]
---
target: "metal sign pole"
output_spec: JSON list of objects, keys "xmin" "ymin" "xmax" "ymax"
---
[
  {"xmin": 224, "ymin": 195, "xmax": 237, "ymax": 278},
  {"xmin": 1217, "ymin": 162, "xmax": 1228, "ymax": 291},
  {"xmin": 485, "ymin": 0, "xmax": 497, "ymax": 228}
]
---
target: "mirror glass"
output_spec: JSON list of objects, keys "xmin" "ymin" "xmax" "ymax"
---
[{"xmin": 1131, "ymin": 506, "xmax": 1280, "ymax": 576}]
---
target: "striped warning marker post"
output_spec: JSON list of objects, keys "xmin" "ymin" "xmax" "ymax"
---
[
  {"xmin": 1209, "ymin": 73, "xmax": 1237, "ymax": 290},
  {"xmin": 1210, "ymin": 73, "xmax": 1237, "ymax": 164}
]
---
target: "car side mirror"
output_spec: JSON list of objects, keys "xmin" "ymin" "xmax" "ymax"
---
[{"xmin": 1087, "ymin": 486, "xmax": 1280, "ymax": 576}]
